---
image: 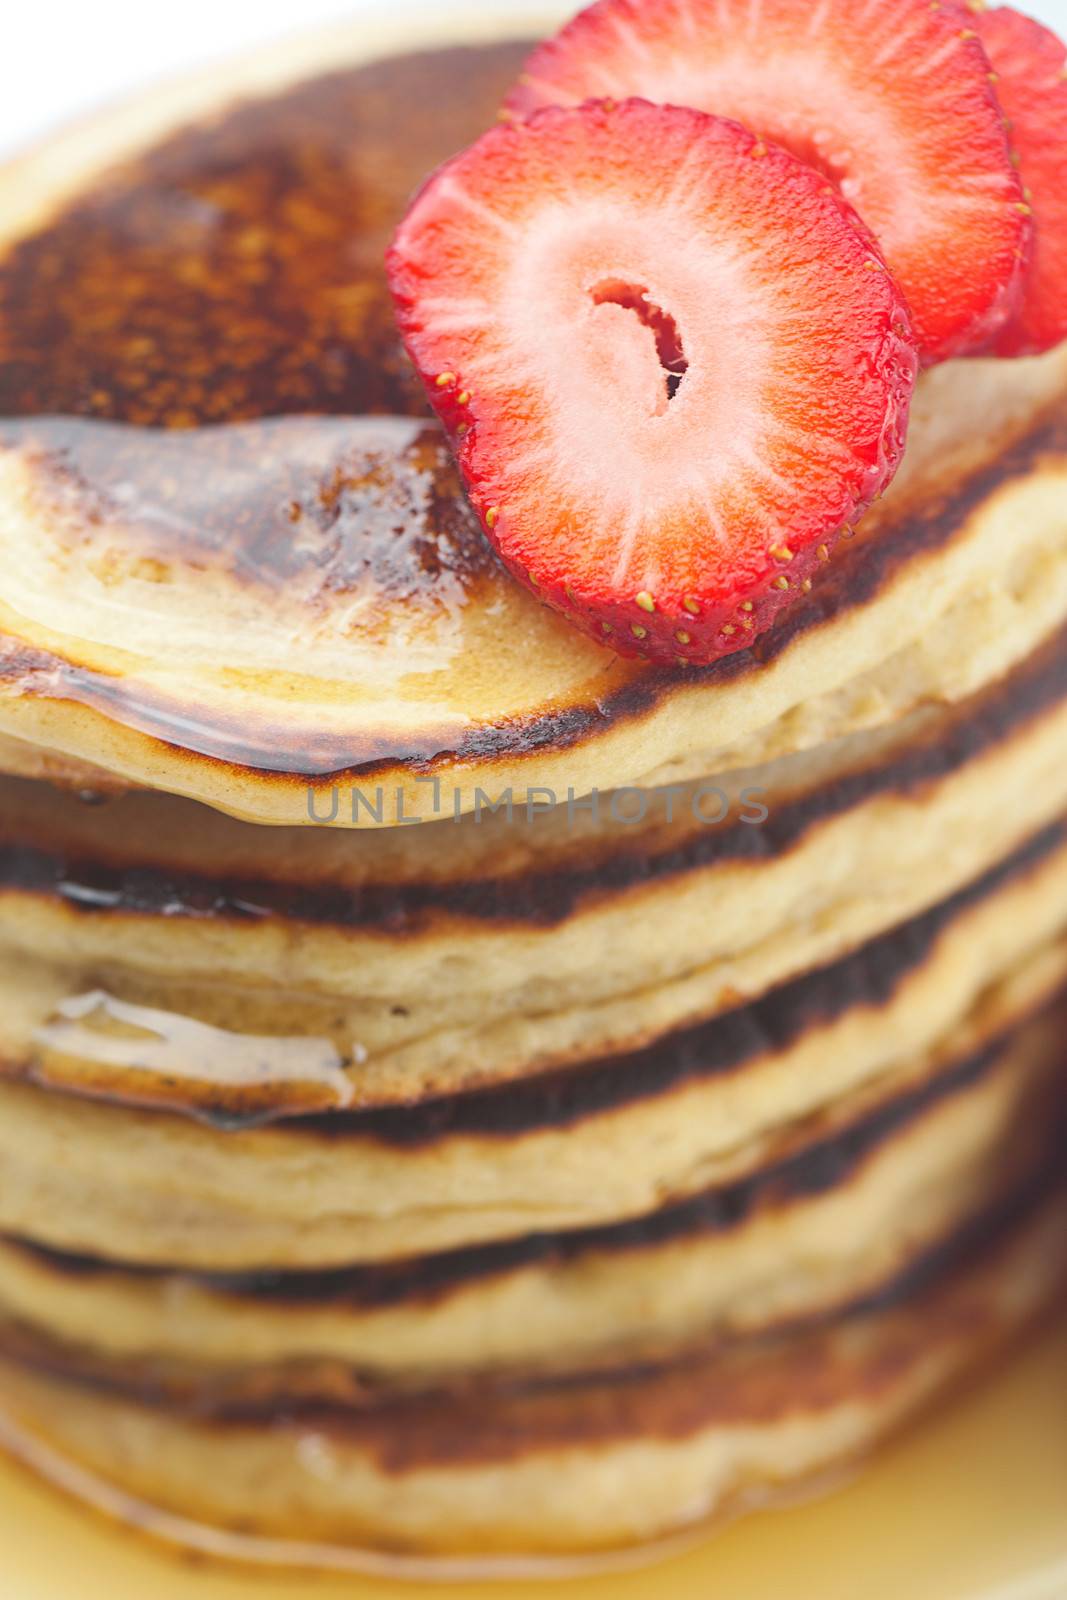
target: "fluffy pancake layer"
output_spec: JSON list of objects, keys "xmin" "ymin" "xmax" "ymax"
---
[
  {"xmin": 0, "ymin": 1002, "xmax": 1061, "ymax": 1393},
  {"xmin": 2, "ymin": 12, "xmax": 1067, "ymax": 1573},
  {"xmin": 1, "ymin": 29, "xmax": 1067, "ymax": 824},
  {"xmin": 4, "ymin": 624, "xmax": 1067, "ymax": 1101},
  {"xmin": 0, "ymin": 1189, "xmax": 1062, "ymax": 1568},
  {"xmin": 0, "ymin": 831, "xmax": 1064, "ymax": 1271}
]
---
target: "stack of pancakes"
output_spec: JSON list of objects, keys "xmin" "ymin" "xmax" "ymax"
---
[{"xmin": 0, "ymin": 19, "xmax": 1065, "ymax": 1573}]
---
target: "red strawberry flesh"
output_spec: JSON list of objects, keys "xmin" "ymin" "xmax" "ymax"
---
[
  {"xmin": 388, "ymin": 102, "xmax": 917, "ymax": 665},
  {"xmin": 970, "ymin": 5, "xmax": 1067, "ymax": 356},
  {"xmin": 505, "ymin": 0, "xmax": 1030, "ymax": 365}
]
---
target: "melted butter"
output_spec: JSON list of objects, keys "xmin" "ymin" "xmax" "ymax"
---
[{"xmin": 31, "ymin": 988, "xmax": 368, "ymax": 1123}]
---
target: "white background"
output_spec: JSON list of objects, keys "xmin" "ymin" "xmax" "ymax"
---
[{"xmin": 5, "ymin": 0, "xmax": 1067, "ymax": 158}]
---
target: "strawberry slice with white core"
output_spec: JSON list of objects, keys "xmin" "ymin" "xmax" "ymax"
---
[
  {"xmin": 968, "ymin": 5, "xmax": 1067, "ymax": 356},
  {"xmin": 388, "ymin": 102, "xmax": 917, "ymax": 665},
  {"xmin": 505, "ymin": 0, "xmax": 1030, "ymax": 365}
]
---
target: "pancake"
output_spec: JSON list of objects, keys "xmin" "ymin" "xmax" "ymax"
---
[
  {"xmin": 3, "ymin": 625, "xmax": 1067, "ymax": 1102},
  {"xmin": 0, "ymin": 1003, "xmax": 1060, "ymax": 1394},
  {"xmin": 3, "ymin": 3, "xmax": 1067, "ymax": 1576},
  {"xmin": 0, "ymin": 832, "xmax": 1064, "ymax": 1272},
  {"xmin": 2, "ymin": 23, "xmax": 1067, "ymax": 826},
  {"xmin": 0, "ymin": 1188, "xmax": 1061, "ymax": 1568}
]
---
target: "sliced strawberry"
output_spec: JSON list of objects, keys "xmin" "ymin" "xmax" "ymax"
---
[
  {"xmin": 505, "ymin": 0, "xmax": 1030, "ymax": 365},
  {"xmin": 388, "ymin": 101, "xmax": 917, "ymax": 665},
  {"xmin": 967, "ymin": 6, "xmax": 1067, "ymax": 355}
]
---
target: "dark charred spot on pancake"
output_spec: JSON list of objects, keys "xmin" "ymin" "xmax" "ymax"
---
[
  {"xmin": 0, "ymin": 416, "xmax": 498, "ymax": 617},
  {"xmin": 0, "ymin": 44, "xmax": 528, "ymax": 425}
]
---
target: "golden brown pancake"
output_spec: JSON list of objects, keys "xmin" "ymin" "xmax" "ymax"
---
[
  {"xmin": 0, "ymin": 1188, "xmax": 1061, "ymax": 1569},
  {"xmin": 0, "ymin": 1002, "xmax": 1060, "ymax": 1394},
  {"xmin": 0, "ymin": 838, "xmax": 1063, "ymax": 1272},
  {"xmin": 3, "ymin": 623, "xmax": 1067, "ymax": 1102},
  {"xmin": 2, "ymin": 7, "xmax": 1067, "ymax": 1576},
  {"xmin": 1, "ymin": 23, "xmax": 1067, "ymax": 825}
]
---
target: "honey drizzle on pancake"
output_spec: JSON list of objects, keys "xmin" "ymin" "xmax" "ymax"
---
[
  {"xmin": 0, "ymin": 415, "xmax": 496, "ymax": 617},
  {"xmin": 0, "ymin": 44, "xmax": 539, "ymax": 769}
]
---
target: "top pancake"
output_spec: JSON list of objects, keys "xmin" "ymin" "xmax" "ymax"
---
[{"xmin": 2, "ymin": 19, "xmax": 1067, "ymax": 826}]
